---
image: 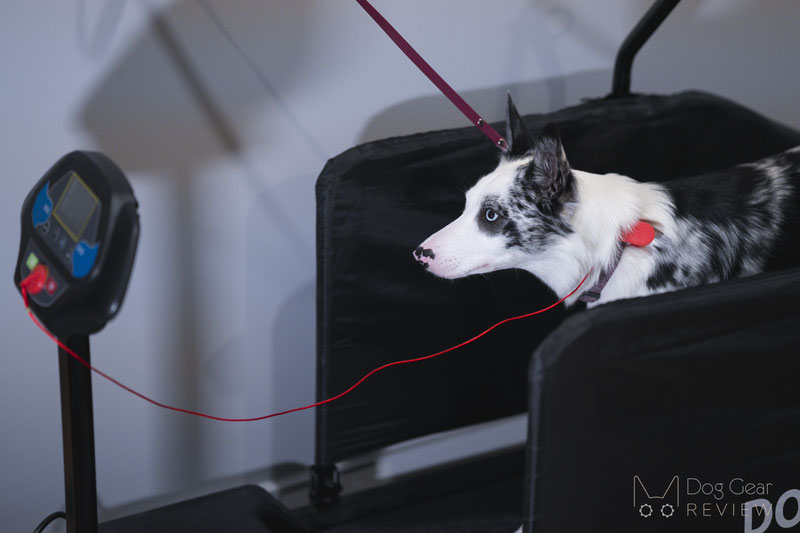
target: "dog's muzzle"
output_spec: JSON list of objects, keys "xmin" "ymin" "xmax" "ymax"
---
[{"xmin": 413, "ymin": 246, "xmax": 435, "ymax": 268}]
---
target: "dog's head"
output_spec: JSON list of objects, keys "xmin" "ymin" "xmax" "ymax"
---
[{"xmin": 414, "ymin": 95, "xmax": 576, "ymax": 280}]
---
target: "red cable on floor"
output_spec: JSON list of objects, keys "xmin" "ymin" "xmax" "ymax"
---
[{"xmin": 19, "ymin": 273, "xmax": 588, "ymax": 422}]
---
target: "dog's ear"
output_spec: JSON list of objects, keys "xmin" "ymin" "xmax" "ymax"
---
[
  {"xmin": 526, "ymin": 123, "xmax": 572, "ymax": 214},
  {"xmin": 505, "ymin": 93, "xmax": 534, "ymax": 157}
]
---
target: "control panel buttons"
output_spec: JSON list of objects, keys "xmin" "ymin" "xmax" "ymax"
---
[
  {"xmin": 26, "ymin": 252, "xmax": 40, "ymax": 271},
  {"xmin": 34, "ymin": 175, "xmax": 103, "ymax": 275},
  {"xmin": 26, "ymin": 264, "xmax": 49, "ymax": 295},
  {"xmin": 20, "ymin": 241, "xmax": 70, "ymax": 307},
  {"xmin": 72, "ymin": 241, "xmax": 99, "ymax": 279},
  {"xmin": 31, "ymin": 183, "xmax": 53, "ymax": 227},
  {"xmin": 45, "ymin": 277, "xmax": 58, "ymax": 296}
]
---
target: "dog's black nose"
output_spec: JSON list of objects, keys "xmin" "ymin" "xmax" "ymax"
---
[{"xmin": 413, "ymin": 246, "xmax": 435, "ymax": 268}]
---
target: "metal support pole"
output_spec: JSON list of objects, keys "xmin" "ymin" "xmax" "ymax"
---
[
  {"xmin": 58, "ymin": 335, "xmax": 99, "ymax": 533},
  {"xmin": 611, "ymin": 0, "xmax": 681, "ymax": 98}
]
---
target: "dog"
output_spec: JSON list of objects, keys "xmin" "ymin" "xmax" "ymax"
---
[{"xmin": 413, "ymin": 94, "xmax": 800, "ymax": 308}]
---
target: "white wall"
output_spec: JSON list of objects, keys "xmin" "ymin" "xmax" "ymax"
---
[{"xmin": 1, "ymin": 1, "xmax": 798, "ymax": 531}]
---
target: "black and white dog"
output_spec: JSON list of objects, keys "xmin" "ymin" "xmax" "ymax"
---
[{"xmin": 414, "ymin": 95, "xmax": 800, "ymax": 307}]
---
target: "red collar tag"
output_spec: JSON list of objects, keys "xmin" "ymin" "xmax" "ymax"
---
[
  {"xmin": 620, "ymin": 221, "xmax": 655, "ymax": 247},
  {"xmin": 580, "ymin": 221, "xmax": 655, "ymax": 303}
]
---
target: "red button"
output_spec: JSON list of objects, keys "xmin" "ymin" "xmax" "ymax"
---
[
  {"xmin": 45, "ymin": 277, "xmax": 58, "ymax": 295},
  {"xmin": 24, "ymin": 264, "xmax": 48, "ymax": 294}
]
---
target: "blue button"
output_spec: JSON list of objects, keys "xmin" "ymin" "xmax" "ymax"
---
[
  {"xmin": 72, "ymin": 241, "xmax": 99, "ymax": 279},
  {"xmin": 32, "ymin": 183, "xmax": 52, "ymax": 227}
]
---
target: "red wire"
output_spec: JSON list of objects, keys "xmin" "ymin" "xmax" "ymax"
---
[{"xmin": 19, "ymin": 273, "xmax": 588, "ymax": 422}]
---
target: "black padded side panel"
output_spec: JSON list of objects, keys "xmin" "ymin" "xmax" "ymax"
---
[{"xmin": 524, "ymin": 267, "xmax": 800, "ymax": 533}]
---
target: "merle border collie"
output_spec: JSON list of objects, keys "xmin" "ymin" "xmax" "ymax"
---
[{"xmin": 414, "ymin": 95, "xmax": 800, "ymax": 307}]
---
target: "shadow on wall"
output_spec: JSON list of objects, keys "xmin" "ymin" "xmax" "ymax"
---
[
  {"xmin": 357, "ymin": 0, "xmax": 623, "ymax": 144},
  {"xmin": 269, "ymin": 281, "xmax": 316, "ymax": 461},
  {"xmin": 77, "ymin": 0, "xmax": 128, "ymax": 59},
  {"xmin": 358, "ymin": 70, "xmax": 612, "ymax": 145},
  {"xmin": 243, "ymin": 180, "xmax": 316, "ymax": 481},
  {"xmin": 78, "ymin": 0, "xmax": 319, "ymax": 504},
  {"xmin": 79, "ymin": 0, "xmax": 320, "ymax": 172}
]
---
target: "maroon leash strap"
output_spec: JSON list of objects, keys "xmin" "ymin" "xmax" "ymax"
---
[
  {"xmin": 578, "ymin": 222, "xmax": 656, "ymax": 303},
  {"xmin": 578, "ymin": 245, "xmax": 624, "ymax": 304},
  {"xmin": 355, "ymin": 0, "xmax": 508, "ymax": 151}
]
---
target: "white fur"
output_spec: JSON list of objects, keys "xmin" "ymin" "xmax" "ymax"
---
[
  {"xmin": 417, "ymin": 160, "xmax": 525, "ymax": 278},
  {"xmin": 558, "ymin": 170, "xmax": 675, "ymax": 306}
]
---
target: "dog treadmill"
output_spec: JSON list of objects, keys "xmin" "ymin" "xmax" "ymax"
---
[{"xmin": 101, "ymin": 1, "xmax": 800, "ymax": 531}]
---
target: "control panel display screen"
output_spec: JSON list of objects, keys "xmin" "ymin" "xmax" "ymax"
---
[{"xmin": 54, "ymin": 173, "xmax": 98, "ymax": 242}]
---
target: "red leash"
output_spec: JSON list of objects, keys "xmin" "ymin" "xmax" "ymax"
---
[
  {"xmin": 354, "ymin": 0, "xmax": 508, "ymax": 150},
  {"xmin": 20, "ymin": 272, "xmax": 588, "ymax": 422}
]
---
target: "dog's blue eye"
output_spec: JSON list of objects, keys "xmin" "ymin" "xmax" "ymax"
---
[{"xmin": 485, "ymin": 208, "xmax": 499, "ymax": 222}]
